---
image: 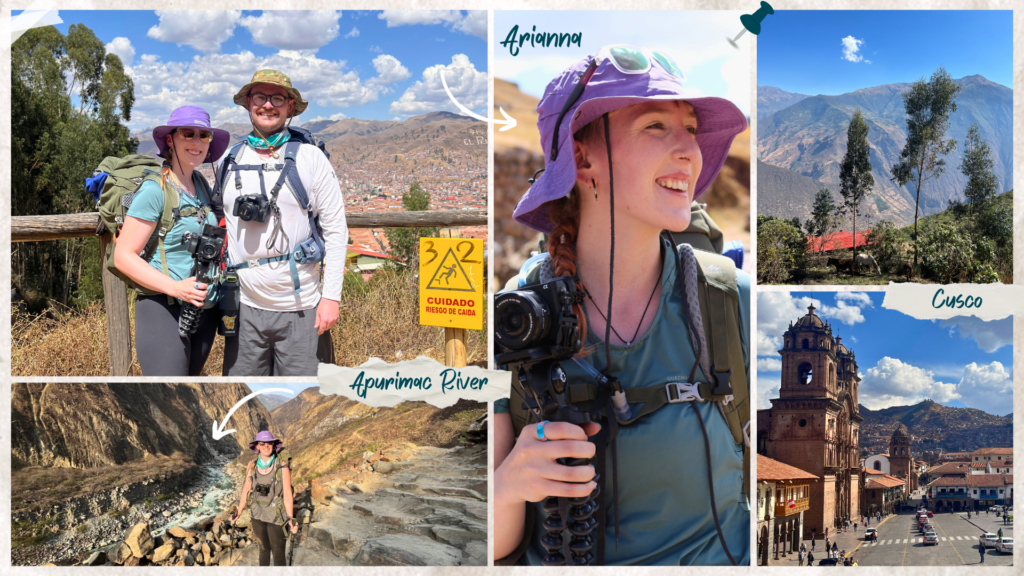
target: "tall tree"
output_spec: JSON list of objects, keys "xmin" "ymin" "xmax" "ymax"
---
[
  {"xmin": 808, "ymin": 187, "xmax": 843, "ymax": 255},
  {"xmin": 889, "ymin": 66, "xmax": 962, "ymax": 267},
  {"xmin": 959, "ymin": 123, "xmax": 998, "ymax": 212},
  {"xmin": 838, "ymin": 108, "xmax": 873, "ymax": 254},
  {"xmin": 385, "ymin": 181, "xmax": 437, "ymax": 272}
]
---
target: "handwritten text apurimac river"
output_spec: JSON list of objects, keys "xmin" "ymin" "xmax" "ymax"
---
[{"xmin": 349, "ymin": 368, "xmax": 488, "ymax": 399}]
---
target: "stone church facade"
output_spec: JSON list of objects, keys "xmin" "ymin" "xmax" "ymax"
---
[{"xmin": 757, "ymin": 305, "xmax": 863, "ymax": 538}]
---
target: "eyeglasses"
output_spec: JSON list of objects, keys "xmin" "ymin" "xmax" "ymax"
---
[
  {"xmin": 249, "ymin": 93, "xmax": 289, "ymax": 107},
  {"xmin": 176, "ymin": 129, "xmax": 214, "ymax": 143},
  {"xmin": 256, "ymin": 441, "xmax": 273, "ymax": 447},
  {"xmin": 549, "ymin": 45, "xmax": 685, "ymax": 162}
]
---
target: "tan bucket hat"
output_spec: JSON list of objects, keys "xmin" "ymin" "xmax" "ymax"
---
[{"xmin": 233, "ymin": 69, "xmax": 308, "ymax": 117}]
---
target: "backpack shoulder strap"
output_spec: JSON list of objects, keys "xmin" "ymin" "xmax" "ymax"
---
[{"xmin": 213, "ymin": 142, "xmax": 246, "ymax": 214}]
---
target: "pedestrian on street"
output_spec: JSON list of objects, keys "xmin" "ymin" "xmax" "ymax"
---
[
  {"xmin": 825, "ymin": 538, "xmax": 830, "ymax": 553},
  {"xmin": 800, "ymin": 543, "xmax": 806, "ymax": 555},
  {"xmin": 979, "ymin": 543, "xmax": 986, "ymax": 564},
  {"xmin": 854, "ymin": 522, "xmax": 858, "ymax": 533},
  {"xmin": 811, "ymin": 537, "xmax": 816, "ymax": 551},
  {"xmin": 798, "ymin": 549, "xmax": 806, "ymax": 566},
  {"xmin": 807, "ymin": 551, "xmax": 814, "ymax": 566},
  {"xmin": 998, "ymin": 528, "xmax": 1003, "ymax": 539}
]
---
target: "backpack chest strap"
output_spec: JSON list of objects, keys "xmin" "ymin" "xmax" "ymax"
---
[
  {"xmin": 229, "ymin": 253, "xmax": 303, "ymax": 292},
  {"xmin": 559, "ymin": 381, "xmax": 721, "ymax": 425}
]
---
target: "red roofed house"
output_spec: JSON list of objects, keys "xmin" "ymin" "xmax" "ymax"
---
[
  {"xmin": 805, "ymin": 230, "xmax": 872, "ymax": 253},
  {"xmin": 968, "ymin": 474, "xmax": 1013, "ymax": 510},
  {"xmin": 926, "ymin": 475, "xmax": 971, "ymax": 512},
  {"xmin": 757, "ymin": 455, "xmax": 820, "ymax": 566},
  {"xmin": 971, "ymin": 448, "xmax": 1013, "ymax": 463},
  {"xmin": 862, "ymin": 469, "xmax": 906, "ymax": 515}
]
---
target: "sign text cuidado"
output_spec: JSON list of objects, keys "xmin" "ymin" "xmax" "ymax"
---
[{"xmin": 419, "ymin": 238, "xmax": 484, "ymax": 330}]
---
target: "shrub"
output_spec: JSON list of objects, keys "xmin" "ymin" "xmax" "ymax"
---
[
  {"xmin": 865, "ymin": 220, "xmax": 910, "ymax": 273},
  {"xmin": 920, "ymin": 222, "xmax": 973, "ymax": 283},
  {"xmin": 757, "ymin": 217, "xmax": 806, "ymax": 284}
]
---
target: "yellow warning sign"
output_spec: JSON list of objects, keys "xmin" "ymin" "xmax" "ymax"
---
[{"xmin": 419, "ymin": 238, "xmax": 484, "ymax": 330}]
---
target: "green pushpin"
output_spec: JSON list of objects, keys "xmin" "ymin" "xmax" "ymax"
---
[{"xmin": 729, "ymin": 1, "xmax": 774, "ymax": 48}]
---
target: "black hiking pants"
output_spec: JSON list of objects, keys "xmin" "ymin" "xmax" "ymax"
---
[
  {"xmin": 252, "ymin": 518, "xmax": 287, "ymax": 566},
  {"xmin": 135, "ymin": 295, "xmax": 217, "ymax": 376}
]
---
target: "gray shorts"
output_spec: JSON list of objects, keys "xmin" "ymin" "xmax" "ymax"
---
[{"xmin": 222, "ymin": 303, "xmax": 319, "ymax": 376}]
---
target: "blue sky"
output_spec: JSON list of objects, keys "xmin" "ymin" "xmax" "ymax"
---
[
  {"xmin": 757, "ymin": 10, "xmax": 1012, "ymax": 95},
  {"xmin": 757, "ymin": 291, "xmax": 1013, "ymax": 417},
  {"xmin": 495, "ymin": 10, "xmax": 750, "ymax": 117},
  {"xmin": 38, "ymin": 10, "xmax": 487, "ymax": 129}
]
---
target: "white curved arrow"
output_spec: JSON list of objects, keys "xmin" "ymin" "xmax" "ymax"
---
[
  {"xmin": 212, "ymin": 388, "xmax": 296, "ymax": 440},
  {"xmin": 440, "ymin": 69, "xmax": 517, "ymax": 132}
]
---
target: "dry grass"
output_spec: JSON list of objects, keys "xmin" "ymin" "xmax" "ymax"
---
[
  {"xmin": 12, "ymin": 272, "xmax": 485, "ymax": 376},
  {"xmin": 11, "ymin": 454, "xmax": 193, "ymax": 515}
]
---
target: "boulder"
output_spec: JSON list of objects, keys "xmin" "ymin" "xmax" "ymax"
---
[
  {"xmin": 125, "ymin": 523, "xmax": 154, "ymax": 558},
  {"xmin": 354, "ymin": 534, "xmax": 462, "ymax": 566},
  {"xmin": 168, "ymin": 526, "xmax": 196, "ymax": 539},
  {"xmin": 432, "ymin": 526, "xmax": 478, "ymax": 548},
  {"xmin": 162, "ymin": 511, "xmax": 172, "ymax": 518},
  {"xmin": 82, "ymin": 551, "xmax": 106, "ymax": 566},
  {"xmin": 372, "ymin": 460, "xmax": 397, "ymax": 474},
  {"xmin": 202, "ymin": 542, "xmax": 211, "ymax": 560},
  {"xmin": 122, "ymin": 557, "xmax": 140, "ymax": 567},
  {"xmin": 109, "ymin": 541, "xmax": 133, "ymax": 565},
  {"xmin": 219, "ymin": 533, "xmax": 232, "ymax": 547},
  {"xmin": 215, "ymin": 548, "xmax": 244, "ymax": 566},
  {"xmin": 152, "ymin": 543, "xmax": 176, "ymax": 564}
]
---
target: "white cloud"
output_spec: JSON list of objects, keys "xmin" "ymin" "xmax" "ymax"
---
[
  {"xmin": 369, "ymin": 45, "xmax": 383, "ymax": 53},
  {"xmin": 369, "ymin": 54, "xmax": 411, "ymax": 86},
  {"xmin": 757, "ymin": 291, "xmax": 868, "ymax": 357},
  {"xmin": 757, "ymin": 378, "xmax": 780, "ymax": 410},
  {"xmin": 302, "ymin": 112, "xmax": 348, "ymax": 124},
  {"xmin": 105, "ymin": 37, "xmax": 134, "ymax": 66},
  {"xmin": 125, "ymin": 50, "xmax": 378, "ymax": 128},
  {"xmin": 939, "ymin": 316, "xmax": 1012, "ymax": 353},
  {"xmin": 818, "ymin": 299, "xmax": 866, "ymax": 326},
  {"xmin": 390, "ymin": 54, "xmax": 487, "ymax": 116},
  {"xmin": 859, "ymin": 357, "xmax": 961, "ymax": 409},
  {"xmin": 378, "ymin": 10, "xmax": 486, "ymax": 39},
  {"xmin": 239, "ymin": 11, "xmax": 342, "ymax": 51},
  {"xmin": 345, "ymin": 27, "xmax": 360, "ymax": 39},
  {"xmin": 757, "ymin": 357, "xmax": 782, "ymax": 372},
  {"xmin": 148, "ymin": 10, "xmax": 241, "ymax": 54},
  {"xmin": 841, "ymin": 35, "xmax": 871, "ymax": 64},
  {"xmin": 835, "ymin": 292, "xmax": 873, "ymax": 307},
  {"xmin": 957, "ymin": 362, "xmax": 1012, "ymax": 415}
]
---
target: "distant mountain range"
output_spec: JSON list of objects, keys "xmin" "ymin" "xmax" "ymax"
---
[
  {"xmin": 858, "ymin": 399, "xmax": 1012, "ymax": 454},
  {"xmin": 258, "ymin": 393, "xmax": 294, "ymax": 411},
  {"xmin": 757, "ymin": 76, "xmax": 1013, "ymax": 227},
  {"xmin": 132, "ymin": 111, "xmax": 485, "ymax": 169}
]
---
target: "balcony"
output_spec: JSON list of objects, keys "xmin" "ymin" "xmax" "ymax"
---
[
  {"xmin": 933, "ymin": 492, "xmax": 968, "ymax": 499},
  {"xmin": 775, "ymin": 497, "xmax": 810, "ymax": 517}
]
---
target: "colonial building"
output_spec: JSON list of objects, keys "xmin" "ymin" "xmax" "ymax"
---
[
  {"xmin": 757, "ymin": 304, "xmax": 863, "ymax": 538},
  {"xmin": 863, "ymin": 424, "xmax": 920, "ymax": 493},
  {"xmin": 969, "ymin": 474, "xmax": 1013, "ymax": 509},
  {"xmin": 971, "ymin": 448, "xmax": 1013, "ymax": 463},
  {"xmin": 862, "ymin": 468, "xmax": 906, "ymax": 515},
  {"xmin": 756, "ymin": 455, "xmax": 819, "ymax": 566},
  {"xmin": 927, "ymin": 476, "xmax": 972, "ymax": 512}
]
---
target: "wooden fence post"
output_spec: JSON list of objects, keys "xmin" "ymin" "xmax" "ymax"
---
[
  {"xmin": 439, "ymin": 227, "xmax": 467, "ymax": 368},
  {"xmin": 98, "ymin": 233, "xmax": 132, "ymax": 376}
]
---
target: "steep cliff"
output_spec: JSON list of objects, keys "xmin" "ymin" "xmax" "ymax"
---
[{"xmin": 12, "ymin": 383, "xmax": 278, "ymax": 471}]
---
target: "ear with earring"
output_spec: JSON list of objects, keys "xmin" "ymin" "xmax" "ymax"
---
[{"xmin": 591, "ymin": 178, "xmax": 598, "ymax": 200}]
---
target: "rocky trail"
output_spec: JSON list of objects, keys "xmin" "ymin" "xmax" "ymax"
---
[{"xmin": 297, "ymin": 442, "xmax": 488, "ymax": 566}]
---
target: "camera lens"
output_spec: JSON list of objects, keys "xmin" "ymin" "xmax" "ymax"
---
[
  {"xmin": 200, "ymin": 243, "xmax": 218, "ymax": 259},
  {"xmin": 495, "ymin": 291, "xmax": 550, "ymax": 351}
]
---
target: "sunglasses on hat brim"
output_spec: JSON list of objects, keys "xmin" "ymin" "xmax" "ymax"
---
[
  {"xmin": 175, "ymin": 128, "xmax": 214, "ymax": 143},
  {"xmin": 549, "ymin": 45, "xmax": 686, "ymax": 163}
]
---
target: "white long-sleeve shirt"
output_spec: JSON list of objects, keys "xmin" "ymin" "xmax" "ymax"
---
[{"xmin": 220, "ymin": 143, "xmax": 348, "ymax": 311}]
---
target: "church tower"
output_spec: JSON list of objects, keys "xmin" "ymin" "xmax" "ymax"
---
[
  {"xmin": 761, "ymin": 304, "xmax": 863, "ymax": 537},
  {"xmin": 889, "ymin": 423, "xmax": 915, "ymax": 491}
]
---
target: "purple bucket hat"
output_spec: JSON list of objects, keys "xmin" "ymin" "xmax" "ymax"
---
[
  {"xmin": 152, "ymin": 105, "xmax": 231, "ymax": 164},
  {"xmin": 513, "ymin": 50, "xmax": 748, "ymax": 234},
  {"xmin": 249, "ymin": 430, "xmax": 283, "ymax": 453}
]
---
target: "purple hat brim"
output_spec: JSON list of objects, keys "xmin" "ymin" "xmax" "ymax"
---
[
  {"xmin": 513, "ymin": 56, "xmax": 748, "ymax": 235},
  {"xmin": 249, "ymin": 431, "xmax": 283, "ymax": 453},
  {"xmin": 153, "ymin": 125, "xmax": 231, "ymax": 164}
]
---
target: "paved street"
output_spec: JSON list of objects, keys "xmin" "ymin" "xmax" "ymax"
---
[{"xmin": 765, "ymin": 490, "xmax": 1013, "ymax": 567}]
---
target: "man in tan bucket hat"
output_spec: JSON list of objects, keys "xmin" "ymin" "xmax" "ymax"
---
[{"xmin": 214, "ymin": 69, "xmax": 348, "ymax": 376}]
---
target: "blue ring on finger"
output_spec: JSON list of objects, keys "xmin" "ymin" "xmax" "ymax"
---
[
  {"xmin": 196, "ymin": 282, "xmax": 200, "ymax": 289},
  {"xmin": 537, "ymin": 420, "xmax": 550, "ymax": 442}
]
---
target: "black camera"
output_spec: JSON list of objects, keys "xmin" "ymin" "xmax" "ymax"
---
[
  {"xmin": 233, "ymin": 194, "xmax": 270, "ymax": 222},
  {"xmin": 182, "ymin": 225, "xmax": 226, "ymax": 263},
  {"xmin": 495, "ymin": 276, "xmax": 582, "ymax": 362},
  {"xmin": 177, "ymin": 224, "xmax": 226, "ymax": 338},
  {"xmin": 253, "ymin": 483, "xmax": 271, "ymax": 497}
]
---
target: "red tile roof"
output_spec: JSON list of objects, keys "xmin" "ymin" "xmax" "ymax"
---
[
  {"xmin": 966, "ymin": 474, "xmax": 1013, "ymax": 487},
  {"xmin": 971, "ymin": 460, "xmax": 1013, "ymax": 468},
  {"xmin": 758, "ymin": 455, "xmax": 820, "ymax": 482},
  {"xmin": 805, "ymin": 230, "xmax": 872, "ymax": 253},
  {"xmin": 927, "ymin": 476, "xmax": 969, "ymax": 487},
  {"xmin": 866, "ymin": 476, "xmax": 905, "ymax": 489},
  {"xmin": 928, "ymin": 462, "xmax": 971, "ymax": 476},
  {"xmin": 972, "ymin": 448, "xmax": 1012, "ymax": 456}
]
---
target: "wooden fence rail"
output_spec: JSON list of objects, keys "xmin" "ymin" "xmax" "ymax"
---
[
  {"xmin": 13, "ymin": 209, "xmax": 488, "ymax": 376},
  {"xmin": 12, "ymin": 209, "xmax": 488, "ymax": 243}
]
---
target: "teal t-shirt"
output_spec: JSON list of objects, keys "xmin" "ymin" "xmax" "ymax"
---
[
  {"xmin": 125, "ymin": 175, "xmax": 219, "ymax": 302},
  {"xmin": 496, "ymin": 238, "xmax": 751, "ymax": 566}
]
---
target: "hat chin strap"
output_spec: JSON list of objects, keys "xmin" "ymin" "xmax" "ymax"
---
[{"xmin": 248, "ymin": 107, "xmax": 293, "ymax": 148}]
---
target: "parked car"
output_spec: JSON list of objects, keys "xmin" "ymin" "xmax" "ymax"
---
[
  {"xmin": 924, "ymin": 532, "xmax": 938, "ymax": 546},
  {"xmin": 926, "ymin": 511, "xmax": 933, "ymax": 517},
  {"xmin": 818, "ymin": 558, "xmax": 839, "ymax": 566},
  {"xmin": 979, "ymin": 533, "xmax": 1000, "ymax": 548},
  {"xmin": 995, "ymin": 538, "xmax": 1013, "ymax": 554},
  {"xmin": 864, "ymin": 528, "xmax": 877, "ymax": 541},
  {"xmin": 989, "ymin": 506, "xmax": 1004, "ymax": 513}
]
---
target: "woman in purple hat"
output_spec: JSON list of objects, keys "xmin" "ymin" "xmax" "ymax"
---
[
  {"xmin": 234, "ymin": 430, "xmax": 297, "ymax": 566},
  {"xmin": 113, "ymin": 105, "xmax": 230, "ymax": 376},
  {"xmin": 493, "ymin": 46, "xmax": 750, "ymax": 566}
]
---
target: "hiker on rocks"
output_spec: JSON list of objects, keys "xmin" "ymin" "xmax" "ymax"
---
[
  {"xmin": 493, "ymin": 45, "xmax": 749, "ymax": 566},
  {"xmin": 217, "ymin": 69, "xmax": 348, "ymax": 376},
  {"xmin": 113, "ymin": 106, "xmax": 229, "ymax": 376},
  {"xmin": 234, "ymin": 431, "xmax": 297, "ymax": 566}
]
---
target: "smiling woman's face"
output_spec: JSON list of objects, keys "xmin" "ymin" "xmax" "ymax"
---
[
  {"xmin": 257, "ymin": 442, "xmax": 274, "ymax": 457},
  {"xmin": 166, "ymin": 129, "xmax": 211, "ymax": 170},
  {"xmin": 576, "ymin": 100, "xmax": 702, "ymax": 234}
]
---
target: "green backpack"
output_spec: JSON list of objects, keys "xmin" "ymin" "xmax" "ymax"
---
[{"xmin": 93, "ymin": 155, "xmax": 209, "ymax": 296}]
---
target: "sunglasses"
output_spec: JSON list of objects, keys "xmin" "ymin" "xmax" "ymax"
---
[
  {"xmin": 549, "ymin": 45, "xmax": 685, "ymax": 162},
  {"xmin": 249, "ymin": 93, "xmax": 289, "ymax": 108},
  {"xmin": 176, "ymin": 128, "xmax": 214, "ymax": 143}
]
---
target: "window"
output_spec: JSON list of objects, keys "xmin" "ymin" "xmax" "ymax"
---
[
  {"xmin": 802, "ymin": 339, "xmax": 809, "ymax": 349},
  {"xmin": 798, "ymin": 362, "xmax": 813, "ymax": 385},
  {"xmin": 873, "ymin": 461, "xmax": 882, "ymax": 471},
  {"xmin": 799, "ymin": 419, "xmax": 807, "ymax": 427}
]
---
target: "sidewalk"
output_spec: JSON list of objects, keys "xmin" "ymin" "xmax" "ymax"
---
[{"xmin": 764, "ymin": 515, "xmax": 897, "ymax": 566}]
